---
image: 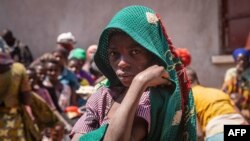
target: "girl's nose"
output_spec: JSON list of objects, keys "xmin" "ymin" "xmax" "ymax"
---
[
  {"xmin": 50, "ymin": 71, "xmax": 56, "ymax": 75},
  {"xmin": 117, "ymin": 56, "xmax": 130, "ymax": 68},
  {"xmin": 56, "ymin": 56, "xmax": 61, "ymax": 61}
]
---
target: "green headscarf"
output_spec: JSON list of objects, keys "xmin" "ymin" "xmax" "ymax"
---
[
  {"xmin": 81, "ymin": 5, "xmax": 196, "ymax": 141},
  {"xmin": 68, "ymin": 48, "xmax": 86, "ymax": 60}
]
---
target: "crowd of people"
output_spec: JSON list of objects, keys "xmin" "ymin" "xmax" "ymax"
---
[
  {"xmin": 0, "ymin": 5, "xmax": 249, "ymax": 141},
  {"xmin": 0, "ymin": 29, "xmax": 101, "ymax": 140}
]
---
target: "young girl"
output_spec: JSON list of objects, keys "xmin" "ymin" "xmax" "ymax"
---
[
  {"xmin": 71, "ymin": 5, "xmax": 196, "ymax": 141},
  {"xmin": 43, "ymin": 56, "xmax": 71, "ymax": 112},
  {"xmin": 27, "ymin": 66, "xmax": 55, "ymax": 109}
]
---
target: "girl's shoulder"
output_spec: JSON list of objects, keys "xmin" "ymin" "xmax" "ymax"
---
[
  {"xmin": 87, "ymin": 86, "xmax": 125, "ymax": 107},
  {"xmin": 88, "ymin": 87, "xmax": 115, "ymax": 101}
]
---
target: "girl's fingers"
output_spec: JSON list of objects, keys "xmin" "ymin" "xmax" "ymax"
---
[
  {"xmin": 161, "ymin": 77, "xmax": 172, "ymax": 86},
  {"xmin": 161, "ymin": 71, "xmax": 169, "ymax": 79}
]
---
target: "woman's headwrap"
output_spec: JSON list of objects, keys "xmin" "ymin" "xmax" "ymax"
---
[
  {"xmin": 57, "ymin": 32, "xmax": 76, "ymax": 52},
  {"xmin": 82, "ymin": 5, "xmax": 196, "ymax": 141},
  {"xmin": 68, "ymin": 48, "xmax": 86, "ymax": 61},
  {"xmin": 175, "ymin": 48, "xmax": 192, "ymax": 67},
  {"xmin": 232, "ymin": 48, "xmax": 250, "ymax": 61}
]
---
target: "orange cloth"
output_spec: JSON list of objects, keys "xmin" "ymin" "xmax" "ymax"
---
[{"xmin": 175, "ymin": 48, "xmax": 191, "ymax": 67}]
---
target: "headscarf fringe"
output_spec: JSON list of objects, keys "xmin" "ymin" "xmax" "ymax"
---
[{"xmin": 156, "ymin": 14, "xmax": 191, "ymax": 112}]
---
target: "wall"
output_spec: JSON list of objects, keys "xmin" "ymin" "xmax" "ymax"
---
[{"xmin": 0, "ymin": 0, "xmax": 233, "ymax": 87}]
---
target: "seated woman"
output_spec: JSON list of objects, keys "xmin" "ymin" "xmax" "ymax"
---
[
  {"xmin": 71, "ymin": 5, "xmax": 196, "ymax": 141},
  {"xmin": 222, "ymin": 48, "xmax": 250, "ymax": 122},
  {"xmin": 26, "ymin": 67, "xmax": 55, "ymax": 108},
  {"xmin": 68, "ymin": 48, "xmax": 95, "ymax": 86}
]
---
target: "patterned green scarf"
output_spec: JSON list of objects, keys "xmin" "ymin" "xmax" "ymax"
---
[{"xmin": 80, "ymin": 5, "xmax": 196, "ymax": 141}]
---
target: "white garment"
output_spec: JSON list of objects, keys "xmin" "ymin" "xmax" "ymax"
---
[
  {"xmin": 58, "ymin": 84, "xmax": 71, "ymax": 111},
  {"xmin": 205, "ymin": 113, "xmax": 245, "ymax": 138}
]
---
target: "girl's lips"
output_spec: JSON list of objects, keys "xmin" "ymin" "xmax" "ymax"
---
[
  {"xmin": 118, "ymin": 75, "xmax": 134, "ymax": 81},
  {"xmin": 117, "ymin": 72, "xmax": 135, "ymax": 83},
  {"xmin": 119, "ymin": 74, "xmax": 132, "ymax": 77}
]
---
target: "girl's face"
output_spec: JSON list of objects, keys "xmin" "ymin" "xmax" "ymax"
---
[
  {"xmin": 46, "ymin": 62, "xmax": 61, "ymax": 82},
  {"xmin": 35, "ymin": 65, "xmax": 46, "ymax": 83},
  {"xmin": 53, "ymin": 51, "xmax": 66, "ymax": 67},
  {"xmin": 236, "ymin": 55, "xmax": 249, "ymax": 73},
  {"xmin": 108, "ymin": 32, "xmax": 154, "ymax": 87},
  {"xmin": 68, "ymin": 59, "xmax": 81, "ymax": 74},
  {"xmin": 26, "ymin": 69, "xmax": 37, "ymax": 87}
]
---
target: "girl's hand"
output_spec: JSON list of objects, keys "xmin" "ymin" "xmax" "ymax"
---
[{"xmin": 134, "ymin": 65, "xmax": 170, "ymax": 88}]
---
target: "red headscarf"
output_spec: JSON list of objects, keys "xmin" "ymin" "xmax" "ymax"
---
[{"xmin": 175, "ymin": 48, "xmax": 192, "ymax": 67}]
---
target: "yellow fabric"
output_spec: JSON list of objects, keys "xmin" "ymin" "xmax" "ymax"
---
[
  {"xmin": 222, "ymin": 67, "xmax": 250, "ymax": 110},
  {"xmin": 30, "ymin": 92, "xmax": 60, "ymax": 131},
  {"xmin": 224, "ymin": 67, "xmax": 236, "ymax": 82},
  {"xmin": 192, "ymin": 85, "xmax": 236, "ymax": 132},
  {"xmin": 0, "ymin": 107, "xmax": 26, "ymax": 141},
  {"xmin": 222, "ymin": 67, "xmax": 238, "ymax": 95},
  {"xmin": 0, "ymin": 68, "xmax": 11, "ymax": 101},
  {"xmin": 80, "ymin": 79, "xmax": 90, "ymax": 86},
  {"xmin": 0, "ymin": 63, "xmax": 31, "ymax": 107},
  {"xmin": 241, "ymin": 89, "xmax": 250, "ymax": 109}
]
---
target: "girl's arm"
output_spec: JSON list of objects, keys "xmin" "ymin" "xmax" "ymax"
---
[{"xmin": 104, "ymin": 65, "xmax": 169, "ymax": 141}]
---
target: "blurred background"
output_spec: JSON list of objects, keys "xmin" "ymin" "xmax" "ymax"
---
[{"xmin": 0, "ymin": 0, "xmax": 249, "ymax": 88}]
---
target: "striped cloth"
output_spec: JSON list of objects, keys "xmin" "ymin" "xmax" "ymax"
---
[{"xmin": 71, "ymin": 87, "xmax": 151, "ymax": 135}]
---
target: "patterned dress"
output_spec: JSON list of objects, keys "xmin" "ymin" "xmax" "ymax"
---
[
  {"xmin": 0, "ymin": 63, "xmax": 32, "ymax": 140},
  {"xmin": 71, "ymin": 87, "xmax": 150, "ymax": 135},
  {"xmin": 222, "ymin": 67, "xmax": 250, "ymax": 122}
]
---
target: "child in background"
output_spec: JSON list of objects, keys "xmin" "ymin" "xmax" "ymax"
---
[
  {"xmin": 27, "ymin": 67, "xmax": 55, "ymax": 108},
  {"xmin": 67, "ymin": 48, "xmax": 94, "ymax": 86},
  {"xmin": 68, "ymin": 48, "xmax": 95, "ymax": 107},
  {"xmin": 43, "ymin": 55, "xmax": 71, "ymax": 112},
  {"xmin": 53, "ymin": 46, "xmax": 79, "ymax": 106}
]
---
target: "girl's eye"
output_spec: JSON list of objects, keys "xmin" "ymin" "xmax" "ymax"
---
[
  {"xmin": 131, "ymin": 49, "xmax": 140, "ymax": 55},
  {"xmin": 110, "ymin": 52, "xmax": 115, "ymax": 56},
  {"xmin": 108, "ymin": 51, "xmax": 117, "ymax": 57}
]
